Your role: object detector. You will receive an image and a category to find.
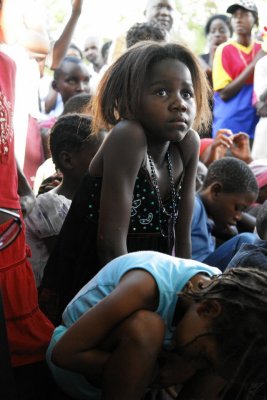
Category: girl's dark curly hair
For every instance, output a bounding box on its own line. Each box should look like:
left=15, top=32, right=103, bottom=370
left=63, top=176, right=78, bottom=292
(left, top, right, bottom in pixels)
left=49, top=113, right=92, bottom=170
left=183, top=267, right=267, bottom=398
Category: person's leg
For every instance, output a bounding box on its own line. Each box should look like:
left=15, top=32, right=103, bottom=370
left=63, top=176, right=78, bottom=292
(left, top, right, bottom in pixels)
left=203, top=233, right=259, bottom=271
left=102, top=310, right=165, bottom=400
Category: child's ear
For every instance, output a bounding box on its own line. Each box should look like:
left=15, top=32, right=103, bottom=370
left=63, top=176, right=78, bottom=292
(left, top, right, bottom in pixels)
left=210, top=182, right=223, bottom=198
left=51, top=80, right=59, bottom=92
left=196, top=300, right=222, bottom=319
left=58, top=150, right=73, bottom=170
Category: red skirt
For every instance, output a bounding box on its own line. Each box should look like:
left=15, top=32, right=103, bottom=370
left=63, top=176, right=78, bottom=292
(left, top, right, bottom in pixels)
left=0, top=216, right=54, bottom=367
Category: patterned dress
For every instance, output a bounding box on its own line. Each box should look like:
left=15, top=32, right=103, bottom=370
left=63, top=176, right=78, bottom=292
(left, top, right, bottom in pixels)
left=39, top=149, right=185, bottom=325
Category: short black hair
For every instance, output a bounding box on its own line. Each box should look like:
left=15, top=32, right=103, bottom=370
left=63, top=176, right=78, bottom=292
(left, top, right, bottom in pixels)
left=204, top=14, right=233, bottom=36
left=63, top=93, right=92, bottom=115
left=202, top=157, right=259, bottom=196
left=50, top=113, right=92, bottom=170
left=126, top=22, right=166, bottom=48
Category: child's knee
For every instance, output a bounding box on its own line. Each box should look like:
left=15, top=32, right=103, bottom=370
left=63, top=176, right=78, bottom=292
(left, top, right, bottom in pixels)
left=120, top=310, right=165, bottom=350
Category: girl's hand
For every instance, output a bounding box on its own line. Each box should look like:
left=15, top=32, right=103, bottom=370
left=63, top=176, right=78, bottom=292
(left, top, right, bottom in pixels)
left=231, top=132, right=253, bottom=164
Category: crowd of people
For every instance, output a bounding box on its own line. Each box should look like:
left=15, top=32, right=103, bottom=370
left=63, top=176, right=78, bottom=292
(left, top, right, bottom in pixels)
left=1, top=0, right=267, bottom=399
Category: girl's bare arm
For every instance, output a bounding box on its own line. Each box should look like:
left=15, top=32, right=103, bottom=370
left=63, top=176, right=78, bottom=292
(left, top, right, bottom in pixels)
left=174, top=130, right=200, bottom=259
left=94, top=120, right=148, bottom=267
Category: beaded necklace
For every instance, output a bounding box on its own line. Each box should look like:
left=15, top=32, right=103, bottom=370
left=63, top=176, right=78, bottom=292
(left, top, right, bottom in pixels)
left=147, top=150, right=178, bottom=238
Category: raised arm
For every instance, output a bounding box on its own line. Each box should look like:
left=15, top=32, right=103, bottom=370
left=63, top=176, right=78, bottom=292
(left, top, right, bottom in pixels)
left=90, top=121, right=147, bottom=267
left=50, top=0, right=83, bottom=70
left=174, top=130, right=200, bottom=259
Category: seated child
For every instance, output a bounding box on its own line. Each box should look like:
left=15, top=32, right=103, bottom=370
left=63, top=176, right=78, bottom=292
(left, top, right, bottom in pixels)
left=26, top=114, right=106, bottom=286
left=46, top=250, right=267, bottom=400
left=191, top=157, right=260, bottom=270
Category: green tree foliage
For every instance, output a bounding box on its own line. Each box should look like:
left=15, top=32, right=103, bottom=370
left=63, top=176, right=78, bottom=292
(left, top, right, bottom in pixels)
left=175, top=0, right=219, bottom=54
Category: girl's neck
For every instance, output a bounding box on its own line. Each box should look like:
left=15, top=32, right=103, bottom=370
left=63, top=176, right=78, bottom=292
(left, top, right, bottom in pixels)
left=147, top=141, right=170, bottom=165
left=236, top=33, right=252, bottom=47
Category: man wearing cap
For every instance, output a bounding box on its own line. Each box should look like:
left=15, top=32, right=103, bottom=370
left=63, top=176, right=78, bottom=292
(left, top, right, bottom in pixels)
left=212, top=0, right=266, bottom=142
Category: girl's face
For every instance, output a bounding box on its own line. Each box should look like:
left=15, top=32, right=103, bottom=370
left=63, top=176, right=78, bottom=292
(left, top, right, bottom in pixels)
left=231, top=8, right=256, bottom=35
left=172, top=299, right=220, bottom=373
left=139, top=58, right=196, bottom=144
left=208, top=18, right=231, bottom=48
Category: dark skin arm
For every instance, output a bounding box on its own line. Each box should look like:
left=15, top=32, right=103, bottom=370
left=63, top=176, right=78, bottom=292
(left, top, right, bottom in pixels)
left=50, top=0, right=83, bottom=70
left=174, top=129, right=200, bottom=259
left=89, top=120, right=148, bottom=267
left=52, top=269, right=159, bottom=382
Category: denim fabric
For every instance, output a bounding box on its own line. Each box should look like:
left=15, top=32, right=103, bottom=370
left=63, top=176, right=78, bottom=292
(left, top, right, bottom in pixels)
left=226, top=240, right=267, bottom=270
left=203, top=232, right=259, bottom=271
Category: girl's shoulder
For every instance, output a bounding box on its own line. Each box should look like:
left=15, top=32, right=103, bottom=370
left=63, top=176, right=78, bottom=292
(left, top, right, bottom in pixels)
left=111, top=119, right=146, bottom=139
left=102, top=120, right=148, bottom=152
left=90, top=120, right=148, bottom=175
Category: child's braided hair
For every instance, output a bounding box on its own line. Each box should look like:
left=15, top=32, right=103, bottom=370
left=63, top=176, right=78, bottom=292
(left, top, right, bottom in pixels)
left=183, top=267, right=267, bottom=398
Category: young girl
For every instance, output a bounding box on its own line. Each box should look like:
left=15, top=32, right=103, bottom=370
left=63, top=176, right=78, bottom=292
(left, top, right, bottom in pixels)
left=26, top=113, right=106, bottom=287
left=39, top=41, right=211, bottom=324
left=46, top=250, right=267, bottom=400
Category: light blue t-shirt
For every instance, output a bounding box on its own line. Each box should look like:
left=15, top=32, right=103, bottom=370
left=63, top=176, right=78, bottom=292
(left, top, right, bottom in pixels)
left=47, top=251, right=220, bottom=399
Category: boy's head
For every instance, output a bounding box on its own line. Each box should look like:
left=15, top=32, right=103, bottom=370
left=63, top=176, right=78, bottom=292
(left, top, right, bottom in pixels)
left=126, top=22, right=166, bottom=48
left=62, top=93, right=92, bottom=116
left=226, top=0, right=259, bottom=28
left=201, top=157, right=258, bottom=228
left=52, top=57, right=91, bottom=104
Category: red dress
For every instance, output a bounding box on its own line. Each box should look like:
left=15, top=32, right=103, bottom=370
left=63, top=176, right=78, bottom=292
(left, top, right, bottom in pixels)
left=0, top=51, right=54, bottom=367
